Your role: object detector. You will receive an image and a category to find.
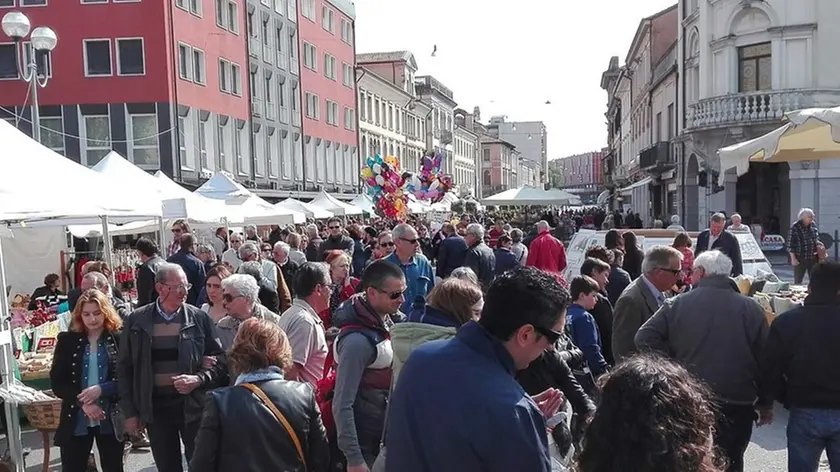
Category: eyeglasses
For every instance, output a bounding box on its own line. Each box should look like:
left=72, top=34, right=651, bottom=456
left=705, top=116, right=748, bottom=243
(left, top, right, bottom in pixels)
left=380, top=241, right=395, bottom=247
left=534, top=325, right=563, bottom=344
left=162, top=283, right=192, bottom=292
left=171, top=228, right=183, bottom=233
left=376, top=287, right=407, bottom=300
left=328, top=225, right=341, bottom=230
left=222, top=293, right=242, bottom=303
left=400, top=238, right=419, bottom=245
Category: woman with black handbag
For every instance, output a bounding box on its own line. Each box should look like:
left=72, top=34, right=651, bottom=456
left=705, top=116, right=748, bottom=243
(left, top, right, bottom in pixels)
left=50, top=288, right=126, bottom=472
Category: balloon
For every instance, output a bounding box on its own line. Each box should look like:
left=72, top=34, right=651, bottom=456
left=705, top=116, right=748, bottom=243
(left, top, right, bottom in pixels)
left=375, top=175, right=385, bottom=186
left=362, top=168, right=373, bottom=179
left=429, top=180, right=440, bottom=192
left=372, top=163, right=382, bottom=175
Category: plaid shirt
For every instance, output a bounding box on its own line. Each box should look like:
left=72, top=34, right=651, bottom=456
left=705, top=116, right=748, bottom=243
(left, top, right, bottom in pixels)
left=787, top=220, right=819, bottom=260
left=167, top=239, right=181, bottom=258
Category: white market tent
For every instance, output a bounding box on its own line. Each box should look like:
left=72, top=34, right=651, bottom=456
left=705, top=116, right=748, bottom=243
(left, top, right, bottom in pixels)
left=0, top=121, right=161, bottom=225
left=0, top=120, right=162, bottom=469
left=309, top=190, right=363, bottom=216
left=482, top=186, right=582, bottom=206
left=276, top=198, right=333, bottom=219
left=68, top=152, right=225, bottom=237
left=195, top=172, right=305, bottom=225
left=349, top=194, right=376, bottom=214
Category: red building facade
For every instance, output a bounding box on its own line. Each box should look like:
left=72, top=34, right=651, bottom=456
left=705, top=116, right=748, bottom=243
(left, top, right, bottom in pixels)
left=297, top=0, right=358, bottom=191
left=0, top=0, right=250, bottom=185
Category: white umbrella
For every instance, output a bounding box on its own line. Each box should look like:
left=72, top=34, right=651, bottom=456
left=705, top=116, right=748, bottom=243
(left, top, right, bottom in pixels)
left=482, top=186, right=581, bottom=206
left=195, top=172, right=304, bottom=225
left=309, top=191, right=363, bottom=216
left=718, top=106, right=840, bottom=185
left=275, top=198, right=333, bottom=219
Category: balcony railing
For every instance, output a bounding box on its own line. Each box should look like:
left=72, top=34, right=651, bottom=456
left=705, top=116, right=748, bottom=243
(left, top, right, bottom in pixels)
left=262, top=44, right=272, bottom=63
left=292, top=112, right=301, bottom=127
left=277, top=51, right=288, bottom=70
left=252, top=97, right=264, bottom=117
left=639, top=142, right=675, bottom=173
left=266, top=102, right=277, bottom=120
left=248, top=37, right=260, bottom=57
left=280, top=106, right=290, bottom=124
left=687, top=89, right=840, bottom=130
left=290, top=58, right=299, bottom=74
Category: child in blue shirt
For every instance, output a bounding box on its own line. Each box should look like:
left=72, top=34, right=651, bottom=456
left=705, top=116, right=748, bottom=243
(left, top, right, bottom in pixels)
left=566, top=276, right=610, bottom=388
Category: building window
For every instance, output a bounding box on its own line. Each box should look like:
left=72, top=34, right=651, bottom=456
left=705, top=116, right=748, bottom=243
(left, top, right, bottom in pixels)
left=215, top=0, right=225, bottom=28
left=0, top=44, right=17, bottom=79
left=342, top=62, right=353, bottom=87
left=343, top=107, right=355, bottom=130
left=301, top=0, right=314, bottom=20
left=340, top=18, right=352, bottom=45
left=324, top=53, right=336, bottom=80
left=83, top=39, right=112, bottom=77
left=738, top=42, right=771, bottom=92
left=230, top=63, right=241, bottom=95
left=227, top=0, right=238, bottom=33
left=326, top=100, right=338, bottom=126
left=483, top=148, right=490, bottom=162
left=192, top=48, right=206, bottom=84
left=21, top=0, right=46, bottom=5
left=304, top=92, right=319, bottom=120
left=264, top=72, right=273, bottom=104
left=235, top=126, right=245, bottom=173
left=116, top=38, right=145, bottom=75
left=82, top=114, right=111, bottom=166
left=303, top=42, right=317, bottom=71
left=178, top=43, right=192, bottom=79
left=176, top=0, right=186, bottom=10
left=288, top=31, right=296, bottom=59
left=278, top=80, right=286, bottom=107
left=274, top=0, right=284, bottom=15
left=359, top=94, right=366, bottom=120
left=292, top=83, right=299, bottom=111
left=23, top=42, right=52, bottom=78
left=178, top=114, right=188, bottom=167
left=321, top=6, right=334, bottom=33
left=198, top=115, right=208, bottom=169
left=188, top=0, right=201, bottom=16
left=129, top=114, right=160, bottom=167
left=40, top=116, right=64, bottom=153
left=219, top=59, right=230, bottom=92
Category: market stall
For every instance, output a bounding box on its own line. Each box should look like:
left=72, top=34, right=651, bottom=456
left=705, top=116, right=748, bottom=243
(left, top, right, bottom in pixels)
left=734, top=275, right=806, bottom=325
left=0, top=120, right=161, bottom=471
left=309, top=190, right=363, bottom=216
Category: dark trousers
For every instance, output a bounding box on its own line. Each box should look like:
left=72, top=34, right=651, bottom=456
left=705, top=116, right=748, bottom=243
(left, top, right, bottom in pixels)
left=147, top=404, right=200, bottom=472
left=714, top=404, right=756, bottom=472
left=794, top=259, right=817, bottom=284
left=60, top=427, right=125, bottom=472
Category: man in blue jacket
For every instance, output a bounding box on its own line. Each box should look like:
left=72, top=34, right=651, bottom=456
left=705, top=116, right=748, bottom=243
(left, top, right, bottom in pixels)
left=384, top=266, right=571, bottom=472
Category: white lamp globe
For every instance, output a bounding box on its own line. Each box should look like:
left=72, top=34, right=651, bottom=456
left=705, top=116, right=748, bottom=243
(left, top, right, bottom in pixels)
left=30, top=26, right=57, bottom=51
left=1, top=11, right=31, bottom=40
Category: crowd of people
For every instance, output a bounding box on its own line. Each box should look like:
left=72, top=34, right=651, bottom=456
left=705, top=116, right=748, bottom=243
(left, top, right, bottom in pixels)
left=40, top=208, right=840, bottom=472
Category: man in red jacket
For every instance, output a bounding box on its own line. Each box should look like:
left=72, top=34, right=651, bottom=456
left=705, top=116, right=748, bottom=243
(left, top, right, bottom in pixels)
left=527, top=220, right=568, bottom=277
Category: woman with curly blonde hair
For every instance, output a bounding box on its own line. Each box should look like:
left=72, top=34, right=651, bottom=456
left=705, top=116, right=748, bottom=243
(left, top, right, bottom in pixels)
left=190, top=318, right=329, bottom=471
left=51, top=289, right=125, bottom=472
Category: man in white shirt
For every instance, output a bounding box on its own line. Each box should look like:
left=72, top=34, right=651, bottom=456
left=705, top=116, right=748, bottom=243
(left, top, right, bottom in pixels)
left=221, top=233, right=244, bottom=271
left=277, top=262, right=331, bottom=385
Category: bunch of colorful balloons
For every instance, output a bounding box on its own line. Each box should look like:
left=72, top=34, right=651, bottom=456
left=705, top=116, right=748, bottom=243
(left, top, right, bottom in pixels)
left=406, top=153, right=453, bottom=204
left=361, top=154, right=408, bottom=218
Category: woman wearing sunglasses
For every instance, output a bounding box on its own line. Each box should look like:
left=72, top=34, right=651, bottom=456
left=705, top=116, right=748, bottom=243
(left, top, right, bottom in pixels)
left=215, top=274, right=282, bottom=351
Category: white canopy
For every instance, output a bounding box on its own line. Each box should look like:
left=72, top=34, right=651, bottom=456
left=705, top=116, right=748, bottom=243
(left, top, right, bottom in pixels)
left=196, top=172, right=304, bottom=225
left=0, top=120, right=161, bottom=224
left=276, top=198, right=333, bottom=219
left=309, top=191, right=363, bottom=216
left=349, top=195, right=376, bottom=214
left=482, top=186, right=582, bottom=206
left=718, top=106, right=840, bottom=185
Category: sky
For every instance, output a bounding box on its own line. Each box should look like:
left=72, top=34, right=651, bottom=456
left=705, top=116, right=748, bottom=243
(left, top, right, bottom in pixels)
left=353, top=0, right=677, bottom=160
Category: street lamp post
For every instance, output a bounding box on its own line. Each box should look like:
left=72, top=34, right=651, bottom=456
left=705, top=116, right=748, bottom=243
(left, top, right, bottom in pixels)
left=1, top=11, right=57, bottom=143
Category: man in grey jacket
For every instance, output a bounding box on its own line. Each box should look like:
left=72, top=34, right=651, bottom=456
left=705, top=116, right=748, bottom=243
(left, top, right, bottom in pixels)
left=635, top=250, right=772, bottom=472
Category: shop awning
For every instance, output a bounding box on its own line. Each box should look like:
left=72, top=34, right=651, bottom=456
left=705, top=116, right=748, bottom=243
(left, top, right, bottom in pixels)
left=617, top=177, right=653, bottom=193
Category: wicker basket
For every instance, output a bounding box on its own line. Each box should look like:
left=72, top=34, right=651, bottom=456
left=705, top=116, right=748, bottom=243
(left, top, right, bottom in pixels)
left=22, top=391, right=61, bottom=431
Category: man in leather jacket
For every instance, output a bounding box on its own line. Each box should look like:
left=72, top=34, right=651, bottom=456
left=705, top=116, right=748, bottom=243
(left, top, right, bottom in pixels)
left=117, top=263, right=227, bottom=472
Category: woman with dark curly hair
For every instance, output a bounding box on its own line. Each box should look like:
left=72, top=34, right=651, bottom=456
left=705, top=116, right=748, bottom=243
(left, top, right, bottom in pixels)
left=578, top=353, right=723, bottom=472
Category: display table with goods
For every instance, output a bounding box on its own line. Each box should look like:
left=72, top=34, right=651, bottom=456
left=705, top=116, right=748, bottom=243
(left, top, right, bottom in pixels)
left=734, top=274, right=806, bottom=325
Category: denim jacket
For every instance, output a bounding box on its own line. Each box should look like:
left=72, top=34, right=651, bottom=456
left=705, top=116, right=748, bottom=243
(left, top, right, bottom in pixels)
left=74, top=341, right=118, bottom=436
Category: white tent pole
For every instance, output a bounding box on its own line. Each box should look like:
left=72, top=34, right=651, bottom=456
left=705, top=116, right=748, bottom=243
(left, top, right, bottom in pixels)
left=100, top=216, right=115, bottom=285
left=0, top=236, right=24, bottom=472
left=158, top=217, right=167, bottom=251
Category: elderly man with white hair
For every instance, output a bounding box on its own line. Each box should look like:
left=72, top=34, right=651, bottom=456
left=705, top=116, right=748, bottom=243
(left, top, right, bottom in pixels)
left=526, top=220, right=568, bottom=277
left=215, top=274, right=281, bottom=350
left=635, top=249, right=771, bottom=472
left=272, top=241, right=300, bottom=298
left=462, top=223, right=495, bottom=289
left=239, top=241, right=292, bottom=311
left=788, top=207, right=824, bottom=284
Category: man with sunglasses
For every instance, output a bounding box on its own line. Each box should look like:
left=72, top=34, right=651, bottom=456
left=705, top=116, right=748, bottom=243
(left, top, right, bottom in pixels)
left=611, top=245, right=683, bottom=363
left=384, top=266, right=570, bottom=472
left=319, top=217, right=355, bottom=261
left=332, top=260, right=405, bottom=472
left=385, top=224, right=435, bottom=314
